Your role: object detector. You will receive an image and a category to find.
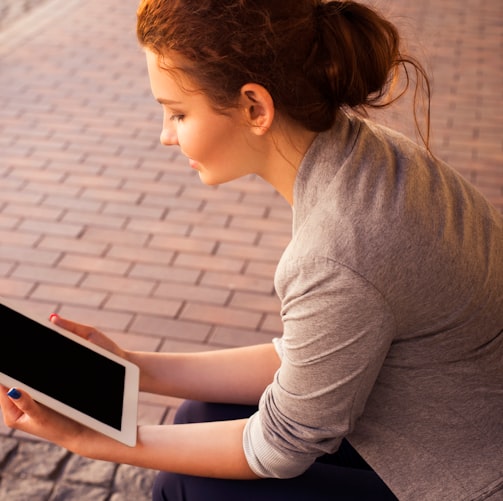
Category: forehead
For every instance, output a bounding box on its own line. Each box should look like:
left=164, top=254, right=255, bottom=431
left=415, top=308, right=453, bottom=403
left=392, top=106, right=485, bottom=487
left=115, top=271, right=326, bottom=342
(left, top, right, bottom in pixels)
left=145, top=49, right=197, bottom=100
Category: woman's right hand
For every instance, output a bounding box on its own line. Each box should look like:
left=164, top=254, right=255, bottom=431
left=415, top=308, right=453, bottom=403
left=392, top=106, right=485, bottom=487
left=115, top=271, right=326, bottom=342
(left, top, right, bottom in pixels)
left=50, top=314, right=127, bottom=360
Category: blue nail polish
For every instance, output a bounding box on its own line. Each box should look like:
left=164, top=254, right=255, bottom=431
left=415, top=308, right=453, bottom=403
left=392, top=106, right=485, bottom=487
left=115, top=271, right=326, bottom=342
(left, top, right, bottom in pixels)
left=7, top=388, right=21, bottom=400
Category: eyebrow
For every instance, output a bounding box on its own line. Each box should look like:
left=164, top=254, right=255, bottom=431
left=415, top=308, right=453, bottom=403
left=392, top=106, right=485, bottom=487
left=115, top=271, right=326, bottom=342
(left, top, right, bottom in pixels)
left=157, top=98, right=182, bottom=105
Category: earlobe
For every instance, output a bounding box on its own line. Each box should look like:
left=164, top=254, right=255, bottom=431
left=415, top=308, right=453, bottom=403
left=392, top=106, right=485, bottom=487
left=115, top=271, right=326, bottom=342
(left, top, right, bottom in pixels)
left=240, top=84, right=274, bottom=135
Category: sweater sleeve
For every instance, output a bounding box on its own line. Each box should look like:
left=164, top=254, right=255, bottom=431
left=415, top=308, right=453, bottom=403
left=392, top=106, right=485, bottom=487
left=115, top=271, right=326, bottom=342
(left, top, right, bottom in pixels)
left=243, top=257, right=396, bottom=478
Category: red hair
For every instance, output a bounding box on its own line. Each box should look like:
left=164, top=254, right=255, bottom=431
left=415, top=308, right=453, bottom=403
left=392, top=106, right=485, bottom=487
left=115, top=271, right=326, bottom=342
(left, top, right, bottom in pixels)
left=137, top=0, right=430, bottom=143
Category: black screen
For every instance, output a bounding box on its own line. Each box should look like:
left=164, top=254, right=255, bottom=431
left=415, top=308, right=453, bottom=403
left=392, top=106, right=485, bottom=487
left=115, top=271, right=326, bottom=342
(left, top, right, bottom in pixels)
left=0, top=304, right=125, bottom=430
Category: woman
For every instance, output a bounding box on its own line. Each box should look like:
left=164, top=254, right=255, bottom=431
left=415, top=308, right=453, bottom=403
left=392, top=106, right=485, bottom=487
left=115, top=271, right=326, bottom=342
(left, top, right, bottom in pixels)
left=1, top=1, right=502, bottom=500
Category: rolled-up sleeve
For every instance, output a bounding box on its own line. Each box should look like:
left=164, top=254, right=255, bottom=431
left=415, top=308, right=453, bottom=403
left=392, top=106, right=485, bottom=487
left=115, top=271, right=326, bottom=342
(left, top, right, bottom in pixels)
left=243, top=257, right=396, bottom=478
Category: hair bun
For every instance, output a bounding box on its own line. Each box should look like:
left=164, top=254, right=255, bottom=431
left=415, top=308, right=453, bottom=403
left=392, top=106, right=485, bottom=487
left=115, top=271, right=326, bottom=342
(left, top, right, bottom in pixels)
left=310, top=1, right=401, bottom=108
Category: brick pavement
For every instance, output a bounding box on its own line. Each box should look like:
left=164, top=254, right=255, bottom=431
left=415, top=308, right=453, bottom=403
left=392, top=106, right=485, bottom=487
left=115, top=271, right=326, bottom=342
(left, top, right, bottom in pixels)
left=0, top=0, right=50, bottom=32
left=0, top=0, right=501, bottom=499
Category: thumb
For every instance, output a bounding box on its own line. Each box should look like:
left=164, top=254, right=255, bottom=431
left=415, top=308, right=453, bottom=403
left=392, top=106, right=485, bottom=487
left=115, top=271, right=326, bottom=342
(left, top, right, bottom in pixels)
left=7, top=387, right=22, bottom=400
left=6, top=387, right=40, bottom=420
left=0, top=387, right=27, bottom=427
left=3, top=387, right=82, bottom=445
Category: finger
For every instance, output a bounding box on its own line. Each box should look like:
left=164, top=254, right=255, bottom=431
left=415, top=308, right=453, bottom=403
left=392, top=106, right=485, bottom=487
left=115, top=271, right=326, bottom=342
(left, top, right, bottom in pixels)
left=0, top=385, right=21, bottom=420
left=49, top=314, right=97, bottom=341
left=7, top=387, right=22, bottom=399
left=2, top=387, right=82, bottom=446
left=6, top=387, right=40, bottom=417
left=5, top=387, right=52, bottom=427
left=0, top=387, right=31, bottom=427
left=49, top=314, right=124, bottom=356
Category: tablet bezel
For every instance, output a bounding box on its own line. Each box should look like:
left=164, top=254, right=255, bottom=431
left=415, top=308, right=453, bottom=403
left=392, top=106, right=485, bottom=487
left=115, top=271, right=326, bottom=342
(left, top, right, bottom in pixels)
left=0, top=298, right=139, bottom=447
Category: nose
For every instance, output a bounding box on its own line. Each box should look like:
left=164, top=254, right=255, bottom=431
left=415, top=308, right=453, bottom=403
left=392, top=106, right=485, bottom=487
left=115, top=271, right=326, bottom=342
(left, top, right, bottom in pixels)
left=160, top=126, right=178, bottom=146
left=160, top=112, right=179, bottom=146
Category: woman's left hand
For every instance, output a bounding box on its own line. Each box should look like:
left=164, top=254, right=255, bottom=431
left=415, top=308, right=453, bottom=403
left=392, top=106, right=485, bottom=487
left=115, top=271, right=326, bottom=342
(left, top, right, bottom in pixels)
left=0, top=385, right=85, bottom=450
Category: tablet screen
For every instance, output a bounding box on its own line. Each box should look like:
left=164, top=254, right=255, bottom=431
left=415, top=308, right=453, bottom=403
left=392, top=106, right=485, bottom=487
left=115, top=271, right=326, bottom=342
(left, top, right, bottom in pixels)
left=1, top=304, right=125, bottom=430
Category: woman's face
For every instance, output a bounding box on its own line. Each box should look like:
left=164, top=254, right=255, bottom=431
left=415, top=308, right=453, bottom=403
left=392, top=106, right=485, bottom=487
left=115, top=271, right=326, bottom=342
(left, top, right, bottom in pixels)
left=146, top=49, right=257, bottom=185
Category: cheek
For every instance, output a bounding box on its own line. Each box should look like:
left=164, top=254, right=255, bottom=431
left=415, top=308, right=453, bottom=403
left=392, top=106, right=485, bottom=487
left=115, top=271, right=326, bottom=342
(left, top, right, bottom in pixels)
left=182, top=120, right=232, bottom=161
left=178, top=124, right=208, bottom=159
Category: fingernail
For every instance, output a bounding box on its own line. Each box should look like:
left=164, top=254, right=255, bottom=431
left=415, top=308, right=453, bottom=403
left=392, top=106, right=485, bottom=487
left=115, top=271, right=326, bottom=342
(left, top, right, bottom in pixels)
left=7, top=388, right=21, bottom=400
left=49, top=313, right=58, bottom=322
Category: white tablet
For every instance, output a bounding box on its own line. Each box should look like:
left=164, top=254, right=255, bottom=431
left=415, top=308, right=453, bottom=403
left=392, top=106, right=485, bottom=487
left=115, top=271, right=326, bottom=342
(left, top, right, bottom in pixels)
left=0, top=298, right=139, bottom=447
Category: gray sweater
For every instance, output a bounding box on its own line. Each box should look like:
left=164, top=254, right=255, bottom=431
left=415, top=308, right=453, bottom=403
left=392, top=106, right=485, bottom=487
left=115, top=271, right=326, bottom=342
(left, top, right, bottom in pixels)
left=243, top=111, right=503, bottom=500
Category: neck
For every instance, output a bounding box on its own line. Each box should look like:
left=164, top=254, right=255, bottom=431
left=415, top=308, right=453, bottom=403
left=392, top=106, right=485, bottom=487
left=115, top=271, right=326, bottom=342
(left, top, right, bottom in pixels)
left=257, top=122, right=317, bottom=206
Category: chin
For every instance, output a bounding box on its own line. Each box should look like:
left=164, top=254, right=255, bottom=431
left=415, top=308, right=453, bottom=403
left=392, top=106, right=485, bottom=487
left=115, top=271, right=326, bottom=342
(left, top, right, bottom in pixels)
left=197, top=171, right=235, bottom=186
left=197, top=172, right=220, bottom=186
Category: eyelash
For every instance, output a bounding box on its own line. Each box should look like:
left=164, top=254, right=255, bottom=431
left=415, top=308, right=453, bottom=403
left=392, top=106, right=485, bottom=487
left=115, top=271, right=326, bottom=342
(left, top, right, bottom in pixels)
left=170, top=114, right=184, bottom=122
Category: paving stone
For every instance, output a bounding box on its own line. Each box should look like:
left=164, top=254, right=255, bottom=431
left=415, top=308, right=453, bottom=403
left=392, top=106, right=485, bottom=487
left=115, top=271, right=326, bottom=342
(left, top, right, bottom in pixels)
left=0, top=474, right=54, bottom=501
left=210, top=326, right=276, bottom=348
left=129, top=263, right=200, bottom=284
left=200, top=270, right=275, bottom=294
left=180, top=302, right=262, bottom=330
left=153, top=281, right=231, bottom=306
left=0, top=278, right=34, bottom=298
left=130, top=316, right=211, bottom=343
left=0, top=245, right=60, bottom=267
left=5, top=441, right=68, bottom=478
left=229, top=291, right=282, bottom=314
left=12, top=264, right=84, bottom=287
left=0, top=437, right=18, bottom=465
left=31, top=284, right=108, bottom=308
left=112, top=463, right=157, bottom=500
left=50, top=481, right=109, bottom=501
left=62, top=454, right=117, bottom=486
left=0, top=0, right=49, bottom=31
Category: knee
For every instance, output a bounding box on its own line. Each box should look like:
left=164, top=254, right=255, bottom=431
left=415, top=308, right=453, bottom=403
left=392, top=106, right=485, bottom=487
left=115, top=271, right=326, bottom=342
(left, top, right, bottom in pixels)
left=173, top=400, right=208, bottom=425
left=174, top=400, right=258, bottom=425
left=152, top=471, right=183, bottom=501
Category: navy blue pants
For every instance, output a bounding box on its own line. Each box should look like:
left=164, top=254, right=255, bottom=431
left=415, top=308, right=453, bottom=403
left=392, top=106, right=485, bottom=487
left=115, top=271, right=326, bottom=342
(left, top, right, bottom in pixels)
left=152, top=401, right=398, bottom=501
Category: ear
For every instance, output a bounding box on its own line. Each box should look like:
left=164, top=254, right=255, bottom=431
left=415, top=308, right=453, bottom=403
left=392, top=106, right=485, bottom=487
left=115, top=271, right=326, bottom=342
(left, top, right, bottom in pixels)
left=240, top=83, right=274, bottom=135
